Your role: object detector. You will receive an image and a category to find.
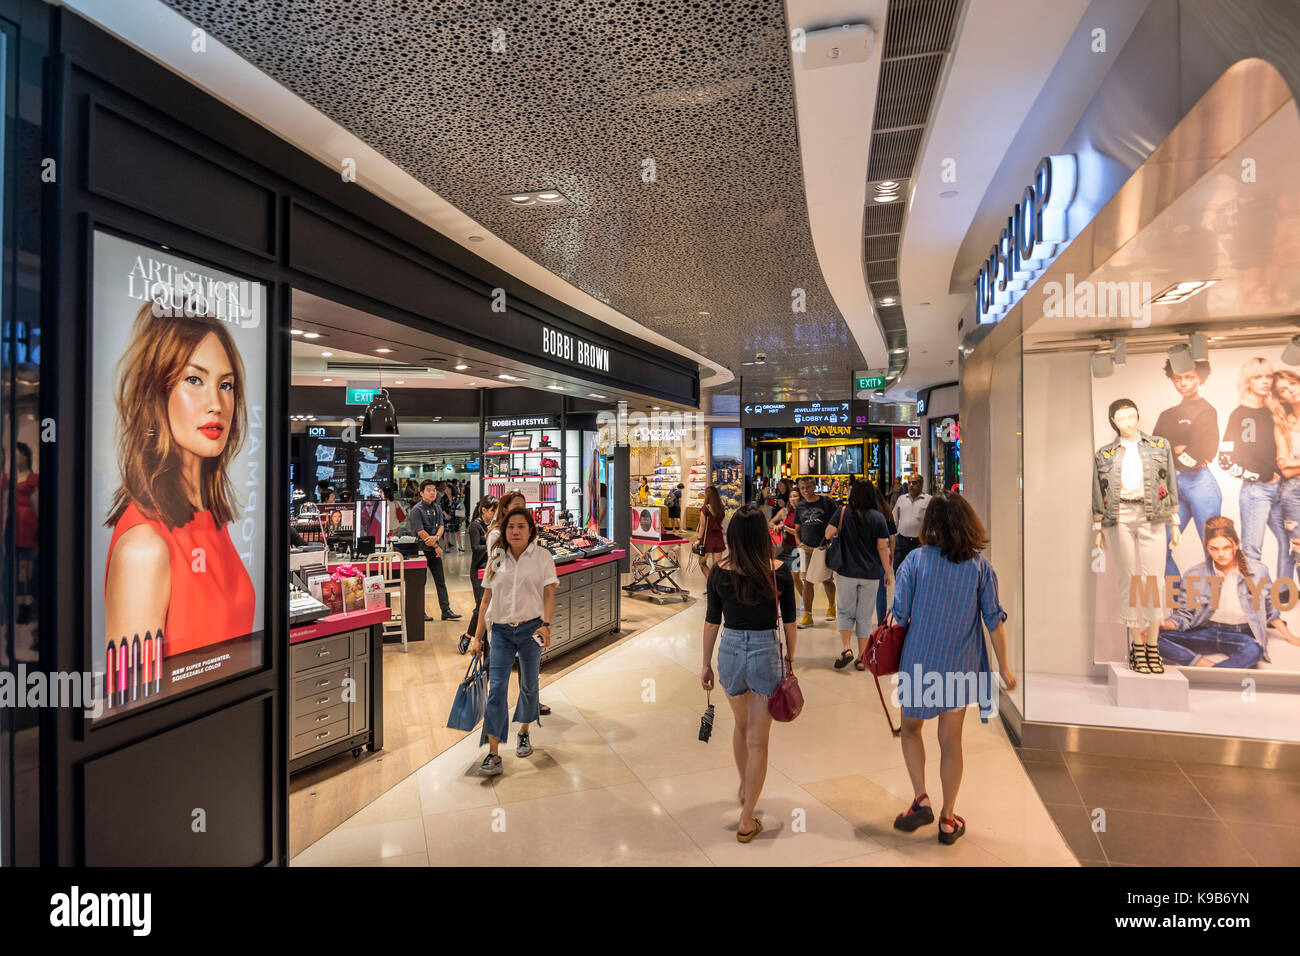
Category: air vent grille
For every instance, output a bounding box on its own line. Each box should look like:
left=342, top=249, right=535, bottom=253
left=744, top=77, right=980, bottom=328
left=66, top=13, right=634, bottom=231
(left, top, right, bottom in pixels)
left=871, top=280, right=900, bottom=300
left=882, top=0, right=963, bottom=57
left=866, top=235, right=899, bottom=262
left=867, top=128, right=925, bottom=182
left=865, top=200, right=905, bottom=236
left=873, top=54, right=945, bottom=130
left=324, top=362, right=437, bottom=375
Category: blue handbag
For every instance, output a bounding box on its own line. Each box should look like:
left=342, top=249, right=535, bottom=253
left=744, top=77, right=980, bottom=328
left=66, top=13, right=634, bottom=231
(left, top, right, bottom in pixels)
left=445, top=655, right=487, bottom=731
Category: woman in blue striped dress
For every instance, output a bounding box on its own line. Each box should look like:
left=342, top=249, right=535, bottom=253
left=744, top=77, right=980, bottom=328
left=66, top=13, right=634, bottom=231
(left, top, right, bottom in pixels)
left=890, top=492, right=1016, bottom=845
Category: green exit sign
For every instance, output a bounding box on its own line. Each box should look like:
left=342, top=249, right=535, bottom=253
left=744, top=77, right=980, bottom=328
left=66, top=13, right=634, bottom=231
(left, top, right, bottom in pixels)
left=856, top=376, right=885, bottom=390
left=345, top=387, right=381, bottom=405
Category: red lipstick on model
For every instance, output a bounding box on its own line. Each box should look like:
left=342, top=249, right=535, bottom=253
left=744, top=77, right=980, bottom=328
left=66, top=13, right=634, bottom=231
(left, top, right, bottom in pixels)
left=198, top=421, right=224, bottom=440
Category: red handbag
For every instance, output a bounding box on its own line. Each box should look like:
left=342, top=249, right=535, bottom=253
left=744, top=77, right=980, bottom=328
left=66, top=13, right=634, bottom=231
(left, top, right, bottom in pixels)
left=865, top=610, right=907, bottom=735
left=767, top=568, right=803, bottom=722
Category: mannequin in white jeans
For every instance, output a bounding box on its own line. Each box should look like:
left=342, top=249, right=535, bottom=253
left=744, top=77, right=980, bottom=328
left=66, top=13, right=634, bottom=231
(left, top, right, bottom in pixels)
left=1095, top=403, right=1179, bottom=673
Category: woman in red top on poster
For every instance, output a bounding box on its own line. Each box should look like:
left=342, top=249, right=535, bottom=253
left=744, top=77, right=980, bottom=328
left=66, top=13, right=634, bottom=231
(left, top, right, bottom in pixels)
left=104, top=300, right=256, bottom=659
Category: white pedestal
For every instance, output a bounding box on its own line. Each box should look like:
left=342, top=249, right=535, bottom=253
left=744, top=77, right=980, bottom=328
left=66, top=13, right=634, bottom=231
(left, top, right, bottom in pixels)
left=1106, top=662, right=1189, bottom=711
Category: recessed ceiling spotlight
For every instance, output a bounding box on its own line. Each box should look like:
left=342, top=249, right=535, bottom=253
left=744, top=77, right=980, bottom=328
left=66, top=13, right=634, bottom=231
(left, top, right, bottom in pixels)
left=302, top=332, right=321, bottom=339
left=652, top=406, right=660, bottom=410
left=454, top=363, right=470, bottom=370
left=510, top=195, right=532, bottom=204
left=394, top=380, right=405, bottom=385
left=503, top=189, right=569, bottom=207
left=874, top=181, right=899, bottom=191
left=588, top=393, right=607, bottom=399
left=291, top=329, right=304, bottom=335
left=498, top=373, right=524, bottom=381
left=698, top=311, right=710, bottom=316
left=321, top=351, right=333, bottom=357
left=873, top=194, right=898, bottom=203
left=323, top=378, right=333, bottom=382
left=375, top=348, right=393, bottom=353
left=940, top=190, right=958, bottom=198
left=890, top=348, right=907, bottom=354
left=466, top=381, right=476, bottom=386
left=1150, top=279, right=1218, bottom=305
left=547, top=384, right=567, bottom=390
left=919, top=301, right=931, bottom=306
left=537, top=191, right=562, bottom=200
left=880, top=297, right=897, bottom=305
left=468, top=235, right=485, bottom=242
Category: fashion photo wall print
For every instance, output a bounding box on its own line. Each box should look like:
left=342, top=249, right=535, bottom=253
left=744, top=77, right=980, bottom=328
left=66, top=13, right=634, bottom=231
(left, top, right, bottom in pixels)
left=90, top=231, right=268, bottom=721
left=1092, top=343, right=1300, bottom=674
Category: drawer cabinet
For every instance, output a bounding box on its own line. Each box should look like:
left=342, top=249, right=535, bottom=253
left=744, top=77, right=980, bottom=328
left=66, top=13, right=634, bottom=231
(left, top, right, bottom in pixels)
left=542, top=557, right=622, bottom=664
left=289, top=621, right=382, bottom=772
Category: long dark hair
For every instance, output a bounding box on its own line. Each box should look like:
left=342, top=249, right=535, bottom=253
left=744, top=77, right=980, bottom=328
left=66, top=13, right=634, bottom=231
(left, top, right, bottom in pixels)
left=722, top=504, right=777, bottom=605
left=847, top=479, right=876, bottom=517
left=704, top=485, right=724, bottom=519
left=774, top=477, right=793, bottom=504
left=920, top=491, right=988, bottom=562
left=472, top=495, right=498, bottom=524
left=1203, top=516, right=1250, bottom=577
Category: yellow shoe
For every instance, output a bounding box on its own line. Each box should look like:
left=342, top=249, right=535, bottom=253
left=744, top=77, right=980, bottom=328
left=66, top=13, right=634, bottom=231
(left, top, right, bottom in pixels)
left=798, top=612, right=813, bottom=629
left=825, top=602, right=837, bottom=619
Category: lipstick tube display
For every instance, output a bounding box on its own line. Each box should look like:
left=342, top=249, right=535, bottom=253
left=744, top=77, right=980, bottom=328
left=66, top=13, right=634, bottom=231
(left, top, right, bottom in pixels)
left=154, top=628, right=163, bottom=694
left=142, top=631, right=152, bottom=698
left=130, top=634, right=140, bottom=702
left=117, top=637, right=127, bottom=707
left=106, top=639, right=117, bottom=709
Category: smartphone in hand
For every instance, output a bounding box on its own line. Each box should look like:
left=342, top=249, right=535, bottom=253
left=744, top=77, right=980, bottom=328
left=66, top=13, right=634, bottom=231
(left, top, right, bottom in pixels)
left=533, top=633, right=545, bottom=646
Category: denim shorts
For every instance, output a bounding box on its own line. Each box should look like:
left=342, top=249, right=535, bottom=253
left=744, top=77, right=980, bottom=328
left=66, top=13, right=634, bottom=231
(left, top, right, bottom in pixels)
left=717, top=626, right=783, bottom=697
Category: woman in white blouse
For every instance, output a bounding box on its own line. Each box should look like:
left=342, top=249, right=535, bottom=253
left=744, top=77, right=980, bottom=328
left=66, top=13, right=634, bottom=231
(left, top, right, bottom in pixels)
left=469, top=506, right=558, bottom=775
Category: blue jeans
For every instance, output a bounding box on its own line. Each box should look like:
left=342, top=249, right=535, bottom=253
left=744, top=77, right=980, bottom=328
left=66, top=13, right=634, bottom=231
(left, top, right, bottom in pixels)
left=1158, top=624, right=1264, bottom=669
left=1239, top=480, right=1291, bottom=581
left=1279, top=477, right=1300, bottom=578
left=1165, top=466, right=1222, bottom=578
left=716, top=626, right=783, bottom=697
left=480, top=618, right=543, bottom=745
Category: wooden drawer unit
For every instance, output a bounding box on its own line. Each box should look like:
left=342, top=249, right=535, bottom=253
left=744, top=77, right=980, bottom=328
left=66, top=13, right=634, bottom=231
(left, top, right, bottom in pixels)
left=294, top=663, right=353, bottom=701
left=289, top=623, right=377, bottom=765
left=293, top=701, right=349, bottom=737
left=292, top=631, right=356, bottom=674
left=293, top=721, right=349, bottom=755
left=593, top=561, right=615, bottom=584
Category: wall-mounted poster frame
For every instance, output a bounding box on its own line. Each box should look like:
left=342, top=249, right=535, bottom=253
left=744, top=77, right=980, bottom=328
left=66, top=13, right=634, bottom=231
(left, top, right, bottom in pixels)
left=85, top=227, right=270, bottom=728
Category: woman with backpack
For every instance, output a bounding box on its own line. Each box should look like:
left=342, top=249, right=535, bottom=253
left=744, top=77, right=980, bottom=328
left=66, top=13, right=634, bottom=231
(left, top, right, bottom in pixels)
left=823, top=481, right=893, bottom=669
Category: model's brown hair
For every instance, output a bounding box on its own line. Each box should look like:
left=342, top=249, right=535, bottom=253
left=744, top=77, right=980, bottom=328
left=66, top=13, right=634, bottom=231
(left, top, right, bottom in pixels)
left=920, top=490, right=988, bottom=563
left=1272, top=370, right=1300, bottom=422
left=703, top=485, right=724, bottom=519
left=721, top=504, right=777, bottom=605
left=1203, top=516, right=1250, bottom=577
left=106, top=300, right=247, bottom=530
left=486, top=505, right=537, bottom=581
left=491, top=491, right=526, bottom=536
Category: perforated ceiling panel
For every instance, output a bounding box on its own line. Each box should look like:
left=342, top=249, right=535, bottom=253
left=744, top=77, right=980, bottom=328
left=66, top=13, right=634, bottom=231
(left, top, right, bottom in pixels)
left=162, top=0, right=866, bottom=403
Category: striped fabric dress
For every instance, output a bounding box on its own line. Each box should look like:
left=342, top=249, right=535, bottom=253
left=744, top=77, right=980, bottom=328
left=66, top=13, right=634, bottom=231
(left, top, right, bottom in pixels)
left=891, top=546, right=1006, bottom=721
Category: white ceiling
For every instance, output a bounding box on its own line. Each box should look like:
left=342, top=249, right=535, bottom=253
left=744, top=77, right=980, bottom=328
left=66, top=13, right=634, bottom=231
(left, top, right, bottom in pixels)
left=893, top=0, right=1113, bottom=394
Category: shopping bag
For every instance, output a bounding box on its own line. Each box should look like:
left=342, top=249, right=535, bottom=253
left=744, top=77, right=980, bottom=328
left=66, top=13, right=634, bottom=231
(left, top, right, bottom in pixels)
left=804, top=546, right=831, bottom=585
left=445, top=656, right=487, bottom=731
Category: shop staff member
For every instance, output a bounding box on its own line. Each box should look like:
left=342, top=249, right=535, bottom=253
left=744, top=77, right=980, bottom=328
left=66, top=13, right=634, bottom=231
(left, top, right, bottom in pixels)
left=893, top=473, right=931, bottom=571
left=411, top=479, right=461, bottom=622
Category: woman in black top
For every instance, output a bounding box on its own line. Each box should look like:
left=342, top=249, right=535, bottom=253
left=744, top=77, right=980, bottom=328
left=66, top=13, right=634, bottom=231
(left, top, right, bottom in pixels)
left=1221, top=357, right=1288, bottom=577
left=458, top=496, right=498, bottom=655
left=701, top=504, right=798, bottom=844
left=824, top=481, right=894, bottom=670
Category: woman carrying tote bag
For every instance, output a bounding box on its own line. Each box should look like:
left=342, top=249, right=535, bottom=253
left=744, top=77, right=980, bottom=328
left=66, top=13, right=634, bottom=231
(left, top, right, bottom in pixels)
left=700, top=505, right=798, bottom=844
left=823, top=481, right=893, bottom=670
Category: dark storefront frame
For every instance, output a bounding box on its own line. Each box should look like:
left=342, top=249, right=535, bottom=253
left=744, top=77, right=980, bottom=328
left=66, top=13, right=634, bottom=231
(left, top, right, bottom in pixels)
left=27, top=6, right=698, bottom=865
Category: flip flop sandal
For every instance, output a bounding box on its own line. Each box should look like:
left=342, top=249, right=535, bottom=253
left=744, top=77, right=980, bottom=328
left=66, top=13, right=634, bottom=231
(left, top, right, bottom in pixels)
left=737, top=818, right=764, bottom=843
left=855, top=656, right=868, bottom=671
left=938, top=815, right=966, bottom=845
left=834, top=649, right=855, bottom=669
left=893, top=795, right=935, bottom=832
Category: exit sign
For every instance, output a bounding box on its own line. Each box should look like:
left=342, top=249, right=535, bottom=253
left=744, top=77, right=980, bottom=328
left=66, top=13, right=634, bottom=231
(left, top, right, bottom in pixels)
left=856, top=375, right=885, bottom=390
left=346, top=387, right=381, bottom=405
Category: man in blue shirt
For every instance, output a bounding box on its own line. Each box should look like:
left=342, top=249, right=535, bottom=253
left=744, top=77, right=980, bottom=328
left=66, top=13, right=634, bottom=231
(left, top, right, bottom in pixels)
left=411, top=479, right=461, bottom=622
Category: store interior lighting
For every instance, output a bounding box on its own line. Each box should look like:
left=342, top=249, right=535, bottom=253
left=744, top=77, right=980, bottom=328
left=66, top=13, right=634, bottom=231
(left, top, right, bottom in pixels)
left=1109, top=338, right=1126, bottom=365
left=1090, top=352, right=1114, bottom=378
left=1149, top=279, right=1217, bottom=305
left=1166, top=343, right=1194, bottom=374
left=1282, top=334, right=1300, bottom=366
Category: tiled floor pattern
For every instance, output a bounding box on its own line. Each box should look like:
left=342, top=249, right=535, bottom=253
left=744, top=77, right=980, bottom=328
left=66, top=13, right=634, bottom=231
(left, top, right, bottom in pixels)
left=293, top=570, right=1077, bottom=867
left=1016, top=748, right=1300, bottom=866
left=288, top=549, right=687, bottom=853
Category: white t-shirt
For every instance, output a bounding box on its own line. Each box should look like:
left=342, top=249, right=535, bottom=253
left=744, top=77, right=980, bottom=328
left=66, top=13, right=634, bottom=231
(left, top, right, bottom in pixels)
left=1119, top=439, right=1142, bottom=497
left=1212, top=568, right=1249, bottom=625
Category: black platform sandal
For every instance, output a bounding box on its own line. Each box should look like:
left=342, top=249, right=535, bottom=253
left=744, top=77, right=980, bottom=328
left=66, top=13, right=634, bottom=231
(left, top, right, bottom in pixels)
left=893, top=794, right=935, bottom=832
left=834, top=649, right=854, bottom=669
left=1129, top=639, right=1152, bottom=674
left=938, top=814, right=966, bottom=845
left=1145, top=643, right=1164, bottom=674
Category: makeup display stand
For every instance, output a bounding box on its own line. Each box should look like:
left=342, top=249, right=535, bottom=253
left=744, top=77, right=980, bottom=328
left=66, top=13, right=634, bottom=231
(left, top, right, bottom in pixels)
left=288, top=607, right=388, bottom=773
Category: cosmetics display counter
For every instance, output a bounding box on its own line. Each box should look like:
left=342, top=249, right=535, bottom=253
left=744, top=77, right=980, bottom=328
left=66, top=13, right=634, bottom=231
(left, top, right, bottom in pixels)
left=542, top=549, right=626, bottom=663
left=289, top=607, right=388, bottom=773
left=326, top=555, right=427, bottom=644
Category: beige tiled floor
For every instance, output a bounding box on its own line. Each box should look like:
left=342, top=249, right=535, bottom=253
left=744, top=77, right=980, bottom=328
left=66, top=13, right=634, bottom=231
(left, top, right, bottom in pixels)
left=292, top=578, right=1076, bottom=867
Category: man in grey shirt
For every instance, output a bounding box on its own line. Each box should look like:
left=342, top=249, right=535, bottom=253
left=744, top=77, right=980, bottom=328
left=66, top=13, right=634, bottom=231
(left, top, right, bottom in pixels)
left=410, top=479, right=460, bottom=621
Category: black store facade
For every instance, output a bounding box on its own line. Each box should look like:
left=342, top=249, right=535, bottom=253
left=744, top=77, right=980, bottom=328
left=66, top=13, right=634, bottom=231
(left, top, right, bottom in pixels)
left=0, top=3, right=698, bottom=866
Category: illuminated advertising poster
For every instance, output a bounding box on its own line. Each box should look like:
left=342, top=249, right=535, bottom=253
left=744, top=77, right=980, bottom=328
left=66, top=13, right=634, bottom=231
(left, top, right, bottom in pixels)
left=711, top=428, right=743, bottom=513
left=1091, top=344, right=1300, bottom=673
left=90, top=232, right=267, bottom=721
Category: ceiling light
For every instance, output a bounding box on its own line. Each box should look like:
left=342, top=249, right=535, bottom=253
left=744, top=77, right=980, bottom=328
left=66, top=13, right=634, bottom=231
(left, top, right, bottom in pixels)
left=503, top=189, right=569, bottom=207
left=320, top=351, right=333, bottom=357
left=468, top=235, right=485, bottom=242
left=940, top=190, right=958, bottom=198
left=510, top=195, right=533, bottom=204
left=879, top=297, right=897, bottom=305
left=454, top=363, right=470, bottom=370
left=588, top=393, right=607, bottom=399
left=361, top=388, right=399, bottom=437
left=1091, top=353, right=1114, bottom=378
left=375, top=348, right=393, bottom=354
left=873, top=194, right=897, bottom=203
left=537, top=191, right=561, bottom=200
left=394, top=380, right=405, bottom=385
left=466, top=382, right=476, bottom=386
left=698, top=311, right=710, bottom=316
left=889, top=348, right=907, bottom=354
left=1150, top=279, right=1218, bottom=305
left=498, top=373, right=524, bottom=381
left=323, top=378, right=333, bottom=382
left=291, top=329, right=304, bottom=336
left=652, top=406, right=660, bottom=410
left=547, top=384, right=567, bottom=390
left=302, top=332, right=321, bottom=339
left=874, top=181, right=899, bottom=191
left=1167, top=344, right=1194, bottom=374
left=1283, top=335, right=1300, bottom=366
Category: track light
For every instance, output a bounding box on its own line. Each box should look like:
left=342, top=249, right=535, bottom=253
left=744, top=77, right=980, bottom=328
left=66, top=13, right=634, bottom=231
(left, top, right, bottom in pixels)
left=1109, top=339, right=1126, bottom=366
left=1091, top=352, right=1114, bottom=378
left=1189, top=333, right=1207, bottom=361
left=1167, top=344, right=1194, bottom=375
left=1283, top=335, right=1300, bottom=366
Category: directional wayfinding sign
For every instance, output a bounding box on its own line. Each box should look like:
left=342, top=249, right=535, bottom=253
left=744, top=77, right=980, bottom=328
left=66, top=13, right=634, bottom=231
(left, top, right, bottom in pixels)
left=741, top=400, right=851, bottom=428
